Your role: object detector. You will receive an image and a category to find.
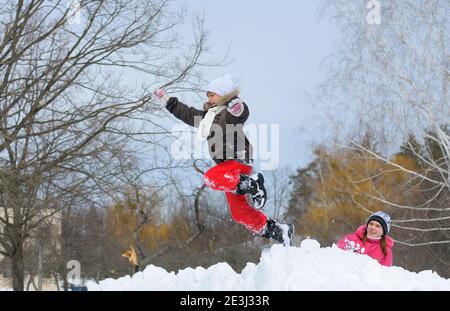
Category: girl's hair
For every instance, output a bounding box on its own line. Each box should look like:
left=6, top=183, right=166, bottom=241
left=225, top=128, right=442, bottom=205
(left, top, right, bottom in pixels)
left=363, top=228, right=388, bottom=257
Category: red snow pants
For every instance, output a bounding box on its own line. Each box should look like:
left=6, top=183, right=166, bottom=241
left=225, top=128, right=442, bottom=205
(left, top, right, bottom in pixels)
left=203, top=160, right=267, bottom=233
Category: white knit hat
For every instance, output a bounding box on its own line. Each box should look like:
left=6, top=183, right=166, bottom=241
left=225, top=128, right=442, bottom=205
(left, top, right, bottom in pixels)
left=206, top=74, right=235, bottom=96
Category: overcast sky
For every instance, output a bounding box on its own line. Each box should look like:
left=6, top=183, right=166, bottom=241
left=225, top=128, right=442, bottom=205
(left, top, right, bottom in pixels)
left=177, top=0, right=340, bottom=171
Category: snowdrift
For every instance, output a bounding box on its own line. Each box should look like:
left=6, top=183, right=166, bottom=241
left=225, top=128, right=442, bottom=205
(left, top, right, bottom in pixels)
left=87, top=239, right=450, bottom=291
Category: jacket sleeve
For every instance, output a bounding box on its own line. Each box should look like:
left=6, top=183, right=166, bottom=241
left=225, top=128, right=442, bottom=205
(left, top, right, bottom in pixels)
left=165, top=97, right=205, bottom=128
left=336, top=235, right=350, bottom=250
left=380, top=248, right=393, bottom=267
left=226, top=101, right=249, bottom=125
left=336, top=234, right=362, bottom=252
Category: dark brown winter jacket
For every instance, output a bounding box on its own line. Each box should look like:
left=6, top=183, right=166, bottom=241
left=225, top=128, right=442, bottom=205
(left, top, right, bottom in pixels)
left=165, top=89, right=253, bottom=164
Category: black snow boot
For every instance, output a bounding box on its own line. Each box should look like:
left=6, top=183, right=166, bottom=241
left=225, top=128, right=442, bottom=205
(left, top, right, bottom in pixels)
left=235, top=173, right=267, bottom=209
left=262, top=219, right=294, bottom=246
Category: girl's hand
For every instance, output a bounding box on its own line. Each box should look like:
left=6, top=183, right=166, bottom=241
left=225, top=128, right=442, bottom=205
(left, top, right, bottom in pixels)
left=153, top=88, right=170, bottom=106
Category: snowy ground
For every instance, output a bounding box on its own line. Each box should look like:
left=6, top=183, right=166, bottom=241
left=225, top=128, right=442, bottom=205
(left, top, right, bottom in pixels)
left=87, top=239, right=450, bottom=291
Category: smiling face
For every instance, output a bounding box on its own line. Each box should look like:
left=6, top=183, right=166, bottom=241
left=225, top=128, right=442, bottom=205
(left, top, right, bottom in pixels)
left=366, top=220, right=384, bottom=239
left=207, top=91, right=223, bottom=105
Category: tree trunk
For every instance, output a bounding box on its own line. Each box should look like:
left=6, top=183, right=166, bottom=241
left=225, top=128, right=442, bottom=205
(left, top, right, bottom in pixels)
left=12, top=242, right=25, bottom=291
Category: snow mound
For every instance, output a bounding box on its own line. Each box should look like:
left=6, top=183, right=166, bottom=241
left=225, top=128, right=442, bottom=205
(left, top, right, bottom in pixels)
left=87, top=239, right=450, bottom=291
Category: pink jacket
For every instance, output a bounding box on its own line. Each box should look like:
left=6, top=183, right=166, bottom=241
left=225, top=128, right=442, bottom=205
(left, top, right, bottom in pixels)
left=337, top=225, right=394, bottom=266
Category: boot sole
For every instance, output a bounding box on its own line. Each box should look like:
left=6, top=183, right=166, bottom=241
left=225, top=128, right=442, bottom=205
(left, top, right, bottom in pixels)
left=255, top=173, right=267, bottom=209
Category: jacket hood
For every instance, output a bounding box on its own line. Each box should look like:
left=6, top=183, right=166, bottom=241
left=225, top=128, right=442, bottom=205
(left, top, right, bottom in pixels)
left=355, top=225, right=394, bottom=248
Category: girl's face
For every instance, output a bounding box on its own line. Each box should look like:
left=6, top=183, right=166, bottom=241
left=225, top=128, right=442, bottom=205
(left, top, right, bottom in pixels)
left=367, top=221, right=384, bottom=239
left=207, top=92, right=223, bottom=105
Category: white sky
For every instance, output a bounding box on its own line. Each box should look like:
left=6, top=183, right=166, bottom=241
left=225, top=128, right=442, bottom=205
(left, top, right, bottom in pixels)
left=179, top=0, right=341, bottom=170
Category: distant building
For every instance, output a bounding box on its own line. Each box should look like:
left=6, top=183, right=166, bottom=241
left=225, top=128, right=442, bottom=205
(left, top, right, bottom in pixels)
left=0, top=208, right=62, bottom=290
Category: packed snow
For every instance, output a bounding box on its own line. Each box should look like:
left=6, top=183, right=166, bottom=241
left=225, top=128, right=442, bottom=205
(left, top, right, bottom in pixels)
left=87, top=239, right=450, bottom=291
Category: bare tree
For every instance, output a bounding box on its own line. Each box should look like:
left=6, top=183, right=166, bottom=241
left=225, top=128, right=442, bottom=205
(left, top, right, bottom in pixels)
left=315, top=0, right=450, bottom=246
left=0, top=0, right=210, bottom=290
left=265, top=167, right=293, bottom=221
left=137, top=160, right=208, bottom=268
